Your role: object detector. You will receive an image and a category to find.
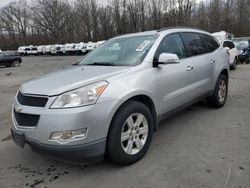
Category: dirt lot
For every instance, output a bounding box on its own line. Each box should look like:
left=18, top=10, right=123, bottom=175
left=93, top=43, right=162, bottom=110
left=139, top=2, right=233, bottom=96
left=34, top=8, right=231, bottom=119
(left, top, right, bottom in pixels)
left=0, top=56, right=250, bottom=188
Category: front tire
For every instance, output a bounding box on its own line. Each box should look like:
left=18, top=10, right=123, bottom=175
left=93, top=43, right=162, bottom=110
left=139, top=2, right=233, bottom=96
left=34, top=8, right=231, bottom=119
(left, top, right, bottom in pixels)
left=207, top=74, right=228, bottom=108
left=107, top=101, right=154, bottom=165
left=12, top=60, right=20, bottom=67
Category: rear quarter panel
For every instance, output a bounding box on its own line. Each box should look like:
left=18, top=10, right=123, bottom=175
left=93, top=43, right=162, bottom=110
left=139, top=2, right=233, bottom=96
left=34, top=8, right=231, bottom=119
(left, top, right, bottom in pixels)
left=212, top=47, right=229, bottom=89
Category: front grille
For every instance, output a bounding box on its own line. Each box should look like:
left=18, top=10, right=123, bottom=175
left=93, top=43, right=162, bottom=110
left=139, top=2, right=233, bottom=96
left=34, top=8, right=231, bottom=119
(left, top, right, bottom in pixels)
left=17, top=92, right=48, bottom=107
left=14, top=111, right=40, bottom=127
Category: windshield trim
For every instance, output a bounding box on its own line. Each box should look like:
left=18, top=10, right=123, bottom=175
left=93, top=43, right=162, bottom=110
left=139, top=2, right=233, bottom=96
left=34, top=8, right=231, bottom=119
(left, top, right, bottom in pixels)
left=78, top=34, right=158, bottom=67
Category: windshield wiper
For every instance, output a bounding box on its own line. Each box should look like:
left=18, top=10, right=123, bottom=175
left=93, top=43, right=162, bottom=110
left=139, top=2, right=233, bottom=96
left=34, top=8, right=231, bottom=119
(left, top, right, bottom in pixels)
left=85, top=62, right=115, bottom=66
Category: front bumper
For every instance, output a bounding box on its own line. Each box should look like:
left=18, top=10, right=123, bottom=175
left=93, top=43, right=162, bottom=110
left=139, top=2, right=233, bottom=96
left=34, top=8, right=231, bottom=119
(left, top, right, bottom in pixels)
left=12, top=128, right=105, bottom=164
left=12, top=92, right=122, bottom=163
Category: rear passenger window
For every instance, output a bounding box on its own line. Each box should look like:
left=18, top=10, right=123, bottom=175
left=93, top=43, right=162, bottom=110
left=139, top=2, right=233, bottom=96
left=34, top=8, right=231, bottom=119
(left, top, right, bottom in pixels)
left=154, top=33, right=186, bottom=60
left=180, top=33, right=207, bottom=57
left=200, top=34, right=219, bottom=52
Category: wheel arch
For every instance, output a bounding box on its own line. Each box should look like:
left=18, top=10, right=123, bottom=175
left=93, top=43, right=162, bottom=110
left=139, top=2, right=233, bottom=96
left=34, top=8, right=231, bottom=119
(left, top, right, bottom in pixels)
left=220, top=69, right=229, bottom=80
left=109, top=94, right=159, bottom=135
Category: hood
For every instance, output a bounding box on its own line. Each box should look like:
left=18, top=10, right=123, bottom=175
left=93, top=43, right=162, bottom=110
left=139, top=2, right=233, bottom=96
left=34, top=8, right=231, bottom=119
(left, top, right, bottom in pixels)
left=20, top=65, right=131, bottom=96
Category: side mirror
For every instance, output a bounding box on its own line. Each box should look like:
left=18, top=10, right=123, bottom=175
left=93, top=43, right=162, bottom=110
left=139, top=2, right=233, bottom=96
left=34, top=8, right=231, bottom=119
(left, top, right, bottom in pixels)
left=224, top=47, right=230, bottom=51
left=154, top=53, right=180, bottom=67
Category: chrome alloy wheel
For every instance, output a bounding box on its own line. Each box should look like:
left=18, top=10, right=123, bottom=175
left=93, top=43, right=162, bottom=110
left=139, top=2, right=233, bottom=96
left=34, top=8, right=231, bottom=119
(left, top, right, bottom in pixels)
left=218, top=80, right=227, bottom=103
left=121, top=113, right=148, bottom=155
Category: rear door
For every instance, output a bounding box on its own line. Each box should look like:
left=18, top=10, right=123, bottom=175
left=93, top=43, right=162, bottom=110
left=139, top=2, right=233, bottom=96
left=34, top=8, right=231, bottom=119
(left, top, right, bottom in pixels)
left=180, top=32, right=218, bottom=96
left=154, top=33, right=197, bottom=114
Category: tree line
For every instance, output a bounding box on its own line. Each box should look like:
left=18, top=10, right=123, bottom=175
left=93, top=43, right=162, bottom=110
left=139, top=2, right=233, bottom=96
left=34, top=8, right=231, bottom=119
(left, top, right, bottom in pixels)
left=0, top=0, right=249, bottom=50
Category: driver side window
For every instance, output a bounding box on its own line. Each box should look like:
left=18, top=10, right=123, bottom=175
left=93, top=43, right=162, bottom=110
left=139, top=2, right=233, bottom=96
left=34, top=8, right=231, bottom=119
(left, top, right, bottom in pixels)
left=154, top=33, right=186, bottom=61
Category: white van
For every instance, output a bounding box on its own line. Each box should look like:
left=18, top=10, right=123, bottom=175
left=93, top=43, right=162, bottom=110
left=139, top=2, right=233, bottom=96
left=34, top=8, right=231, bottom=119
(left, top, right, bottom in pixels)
left=65, top=43, right=76, bottom=55
left=86, top=42, right=97, bottom=52
left=18, top=46, right=27, bottom=56
left=51, top=44, right=64, bottom=55
left=37, top=45, right=45, bottom=55
left=96, top=40, right=106, bottom=48
left=75, top=42, right=87, bottom=55
left=45, top=45, right=52, bottom=55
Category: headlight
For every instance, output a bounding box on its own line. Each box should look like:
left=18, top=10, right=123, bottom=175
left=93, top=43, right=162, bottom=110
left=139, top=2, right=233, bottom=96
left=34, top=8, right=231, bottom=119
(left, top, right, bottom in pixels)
left=50, top=81, right=108, bottom=108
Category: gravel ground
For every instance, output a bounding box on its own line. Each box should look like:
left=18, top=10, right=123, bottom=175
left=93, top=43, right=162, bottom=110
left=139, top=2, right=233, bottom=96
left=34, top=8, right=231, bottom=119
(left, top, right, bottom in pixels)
left=0, top=56, right=249, bottom=188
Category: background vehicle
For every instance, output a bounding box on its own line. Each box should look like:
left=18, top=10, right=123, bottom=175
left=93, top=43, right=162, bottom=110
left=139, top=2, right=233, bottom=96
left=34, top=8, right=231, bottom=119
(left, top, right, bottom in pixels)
left=222, top=40, right=238, bottom=70
left=37, top=45, right=45, bottom=55
left=22, top=46, right=37, bottom=56
left=95, top=40, right=106, bottom=48
left=18, top=46, right=26, bottom=56
left=0, top=51, right=22, bottom=67
left=233, top=38, right=250, bottom=63
left=45, top=45, right=52, bottom=55
left=212, top=31, right=234, bottom=41
left=75, top=42, right=87, bottom=55
left=11, top=28, right=229, bottom=165
left=51, top=44, right=64, bottom=56
left=65, top=43, right=76, bottom=55
left=86, top=42, right=96, bottom=52
left=239, top=48, right=250, bottom=64
left=212, top=32, right=238, bottom=70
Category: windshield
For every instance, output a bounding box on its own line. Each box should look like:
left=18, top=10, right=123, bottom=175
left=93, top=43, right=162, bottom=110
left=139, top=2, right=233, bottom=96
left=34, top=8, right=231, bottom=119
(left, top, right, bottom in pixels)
left=79, top=35, right=157, bottom=66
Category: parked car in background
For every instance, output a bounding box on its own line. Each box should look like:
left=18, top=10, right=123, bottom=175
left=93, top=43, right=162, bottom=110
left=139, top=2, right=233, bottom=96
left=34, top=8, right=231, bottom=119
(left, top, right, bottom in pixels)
left=45, top=45, right=52, bottom=55
left=65, top=43, right=76, bottom=55
left=96, top=40, right=106, bottom=48
left=22, top=46, right=37, bottom=56
left=51, top=44, right=65, bottom=56
left=233, top=38, right=250, bottom=54
left=18, top=46, right=26, bottom=56
left=212, top=32, right=238, bottom=70
left=11, top=28, right=229, bottom=165
left=75, top=42, right=87, bottom=55
left=212, top=31, right=234, bottom=42
left=233, top=38, right=250, bottom=64
left=51, top=45, right=57, bottom=56
left=86, top=42, right=96, bottom=52
left=222, top=40, right=238, bottom=70
left=37, top=45, right=45, bottom=55
left=0, top=51, right=22, bottom=67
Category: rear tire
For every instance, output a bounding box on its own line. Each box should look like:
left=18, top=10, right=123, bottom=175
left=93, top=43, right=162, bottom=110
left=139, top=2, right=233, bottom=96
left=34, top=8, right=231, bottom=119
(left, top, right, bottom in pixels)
left=207, top=74, right=228, bottom=108
left=107, top=101, right=154, bottom=165
left=230, top=58, right=237, bottom=70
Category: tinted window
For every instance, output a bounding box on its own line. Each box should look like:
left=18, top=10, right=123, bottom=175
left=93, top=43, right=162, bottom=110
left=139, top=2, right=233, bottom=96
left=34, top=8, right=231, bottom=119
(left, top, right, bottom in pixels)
left=180, top=33, right=207, bottom=57
left=200, top=34, right=219, bottom=52
left=155, top=33, right=186, bottom=61
left=223, top=41, right=230, bottom=48
left=223, top=41, right=235, bottom=49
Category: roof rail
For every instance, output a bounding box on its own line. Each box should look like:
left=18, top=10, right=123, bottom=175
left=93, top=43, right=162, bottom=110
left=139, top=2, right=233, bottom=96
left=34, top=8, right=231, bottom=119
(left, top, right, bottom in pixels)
left=157, top=26, right=207, bottom=33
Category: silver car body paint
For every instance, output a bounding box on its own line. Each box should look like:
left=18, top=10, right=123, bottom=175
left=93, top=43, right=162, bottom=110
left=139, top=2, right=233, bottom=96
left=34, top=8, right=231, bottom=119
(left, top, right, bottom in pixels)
left=12, top=28, right=229, bottom=159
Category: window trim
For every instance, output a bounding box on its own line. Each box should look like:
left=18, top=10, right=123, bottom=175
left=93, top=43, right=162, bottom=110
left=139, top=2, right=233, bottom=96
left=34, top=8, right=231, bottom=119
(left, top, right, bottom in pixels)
left=180, top=32, right=220, bottom=58
left=154, top=32, right=187, bottom=61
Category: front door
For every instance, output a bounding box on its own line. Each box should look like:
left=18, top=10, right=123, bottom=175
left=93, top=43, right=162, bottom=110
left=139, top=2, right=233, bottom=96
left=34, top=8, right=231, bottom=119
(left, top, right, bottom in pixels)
left=154, top=33, right=196, bottom=114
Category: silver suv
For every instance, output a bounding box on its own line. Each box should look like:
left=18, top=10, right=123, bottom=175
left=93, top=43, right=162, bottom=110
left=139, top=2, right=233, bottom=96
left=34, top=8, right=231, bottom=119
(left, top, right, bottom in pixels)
left=11, top=28, right=229, bottom=165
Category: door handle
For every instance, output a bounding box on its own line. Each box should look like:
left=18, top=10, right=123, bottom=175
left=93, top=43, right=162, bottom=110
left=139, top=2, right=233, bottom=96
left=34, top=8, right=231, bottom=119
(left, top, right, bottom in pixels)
left=210, top=59, right=215, bottom=64
left=186, top=66, right=194, bottom=71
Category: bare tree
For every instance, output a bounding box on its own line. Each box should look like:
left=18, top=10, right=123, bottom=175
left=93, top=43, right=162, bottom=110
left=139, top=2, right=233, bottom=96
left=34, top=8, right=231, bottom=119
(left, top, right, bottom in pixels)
left=0, top=0, right=250, bottom=50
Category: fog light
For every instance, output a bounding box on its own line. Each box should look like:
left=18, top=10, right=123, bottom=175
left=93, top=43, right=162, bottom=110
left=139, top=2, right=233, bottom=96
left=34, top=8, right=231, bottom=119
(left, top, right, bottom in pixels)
left=49, top=128, right=88, bottom=144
